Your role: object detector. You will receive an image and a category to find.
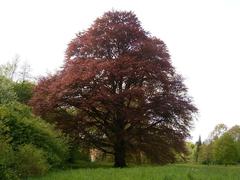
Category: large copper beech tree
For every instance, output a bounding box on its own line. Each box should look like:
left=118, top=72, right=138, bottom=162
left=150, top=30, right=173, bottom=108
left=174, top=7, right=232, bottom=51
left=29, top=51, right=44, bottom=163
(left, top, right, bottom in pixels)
left=30, top=11, right=197, bottom=167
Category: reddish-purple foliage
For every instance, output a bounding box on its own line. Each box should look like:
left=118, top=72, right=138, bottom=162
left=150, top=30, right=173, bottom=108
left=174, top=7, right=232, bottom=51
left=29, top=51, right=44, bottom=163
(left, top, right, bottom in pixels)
left=30, top=11, right=197, bottom=167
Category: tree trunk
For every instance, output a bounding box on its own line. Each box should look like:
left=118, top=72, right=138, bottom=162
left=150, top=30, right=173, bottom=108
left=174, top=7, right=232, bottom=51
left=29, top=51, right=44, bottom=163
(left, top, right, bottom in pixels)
left=113, top=112, right=126, bottom=167
left=114, top=140, right=127, bottom=167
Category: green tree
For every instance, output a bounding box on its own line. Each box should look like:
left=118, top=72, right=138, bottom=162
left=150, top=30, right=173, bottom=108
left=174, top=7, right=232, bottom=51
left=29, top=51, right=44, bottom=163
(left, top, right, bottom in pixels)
left=209, top=124, right=228, bottom=141
left=227, top=125, right=240, bottom=162
left=0, top=57, right=33, bottom=82
left=0, top=76, right=17, bottom=104
left=0, top=56, right=19, bottom=80
left=198, top=142, right=214, bottom=164
left=13, top=81, right=35, bottom=104
left=0, top=76, right=34, bottom=105
left=194, top=136, right=202, bottom=163
left=227, top=125, right=240, bottom=141
left=175, top=141, right=195, bottom=163
left=214, top=133, right=238, bottom=165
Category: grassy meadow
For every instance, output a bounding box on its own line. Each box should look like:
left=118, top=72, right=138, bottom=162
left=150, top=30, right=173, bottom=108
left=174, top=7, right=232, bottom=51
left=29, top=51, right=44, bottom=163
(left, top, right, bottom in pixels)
left=28, top=164, right=240, bottom=180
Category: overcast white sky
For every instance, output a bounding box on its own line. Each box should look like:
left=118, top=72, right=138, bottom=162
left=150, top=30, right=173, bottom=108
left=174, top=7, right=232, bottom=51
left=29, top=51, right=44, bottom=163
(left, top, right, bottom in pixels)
left=0, top=0, right=240, bottom=142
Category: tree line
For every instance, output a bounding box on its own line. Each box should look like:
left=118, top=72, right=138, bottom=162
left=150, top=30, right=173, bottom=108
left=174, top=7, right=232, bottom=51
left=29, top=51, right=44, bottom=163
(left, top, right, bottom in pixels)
left=187, top=124, right=240, bottom=165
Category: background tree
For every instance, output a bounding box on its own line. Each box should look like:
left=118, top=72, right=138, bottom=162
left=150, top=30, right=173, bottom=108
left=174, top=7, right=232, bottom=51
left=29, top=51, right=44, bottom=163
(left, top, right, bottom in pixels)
left=0, top=76, right=17, bottom=104
left=198, top=142, right=214, bottom=164
left=0, top=55, right=19, bottom=81
left=18, top=61, right=32, bottom=82
left=208, top=124, right=228, bottom=141
left=214, top=133, right=238, bottom=165
left=227, top=125, right=240, bottom=141
left=13, top=81, right=35, bottom=104
left=198, top=124, right=240, bottom=165
left=0, top=57, right=33, bottom=82
left=226, top=125, right=240, bottom=163
left=194, top=135, right=202, bottom=163
left=175, top=141, right=195, bottom=163
left=0, top=59, right=34, bottom=105
left=30, top=11, right=197, bottom=167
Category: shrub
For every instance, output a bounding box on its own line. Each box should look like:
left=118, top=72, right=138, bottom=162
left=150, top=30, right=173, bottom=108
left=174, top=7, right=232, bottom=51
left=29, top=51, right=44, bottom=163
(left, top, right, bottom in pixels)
left=0, top=166, right=19, bottom=180
left=0, top=102, right=69, bottom=167
left=0, top=138, right=19, bottom=180
left=68, top=146, right=90, bottom=163
left=15, top=144, right=49, bottom=177
left=0, top=138, right=14, bottom=166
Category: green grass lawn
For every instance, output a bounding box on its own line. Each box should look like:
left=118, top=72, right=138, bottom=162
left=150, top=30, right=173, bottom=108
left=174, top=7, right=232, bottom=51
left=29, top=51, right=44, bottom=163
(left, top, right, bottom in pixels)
left=28, top=164, right=240, bottom=180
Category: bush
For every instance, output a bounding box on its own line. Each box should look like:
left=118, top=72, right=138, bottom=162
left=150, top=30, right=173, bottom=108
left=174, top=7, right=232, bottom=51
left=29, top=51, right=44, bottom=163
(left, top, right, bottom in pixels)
left=68, top=146, right=90, bottom=163
left=15, top=144, right=49, bottom=177
left=0, top=138, right=14, bottom=166
left=0, top=166, right=19, bottom=180
left=0, top=102, right=69, bottom=168
left=0, top=138, right=50, bottom=178
left=0, top=138, right=19, bottom=180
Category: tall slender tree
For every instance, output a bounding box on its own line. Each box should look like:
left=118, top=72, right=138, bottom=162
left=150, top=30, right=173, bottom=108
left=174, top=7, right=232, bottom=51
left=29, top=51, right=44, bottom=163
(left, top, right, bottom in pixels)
left=30, top=11, right=197, bottom=167
left=195, top=135, right=202, bottom=163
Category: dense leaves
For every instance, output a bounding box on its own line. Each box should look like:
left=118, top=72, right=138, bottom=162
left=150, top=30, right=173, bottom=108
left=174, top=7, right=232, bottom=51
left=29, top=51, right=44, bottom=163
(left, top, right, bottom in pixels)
left=15, top=144, right=49, bottom=177
left=214, top=133, right=238, bottom=165
left=0, top=75, right=34, bottom=105
left=0, top=102, right=69, bottom=168
left=31, top=11, right=197, bottom=167
left=0, top=68, right=70, bottom=178
left=197, top=124, right=240, bottom=165
left=13, top=81, right=34, bottom=104
left=0, top=76, right=17, bottom=104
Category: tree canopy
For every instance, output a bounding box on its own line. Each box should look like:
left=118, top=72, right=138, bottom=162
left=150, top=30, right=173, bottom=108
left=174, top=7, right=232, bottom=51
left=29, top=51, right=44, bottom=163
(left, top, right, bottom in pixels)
left=197, top=123, right=240, bottom=165
left=13, top=81, right=34, bottom=104
left=30, top=11, right=197, bottom=167
left=0, top=76, right=17, bottom=104
left=214, top=133, right=238, bottom=165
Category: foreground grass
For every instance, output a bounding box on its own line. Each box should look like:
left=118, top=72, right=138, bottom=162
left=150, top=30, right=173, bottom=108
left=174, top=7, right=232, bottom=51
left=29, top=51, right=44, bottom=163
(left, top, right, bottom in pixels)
left=28, top=164, right=240, bottom=180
